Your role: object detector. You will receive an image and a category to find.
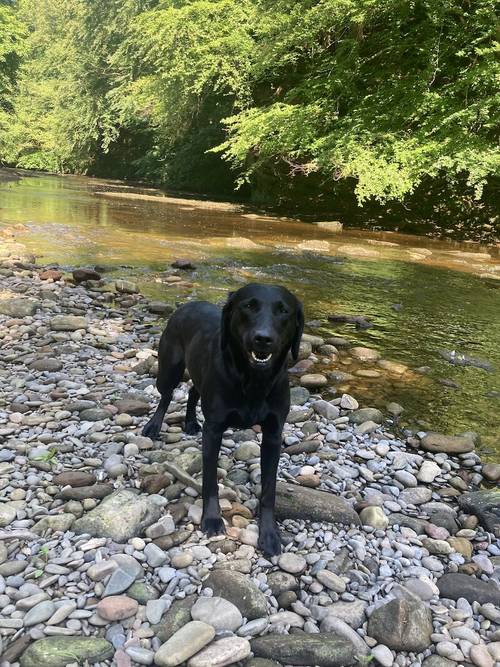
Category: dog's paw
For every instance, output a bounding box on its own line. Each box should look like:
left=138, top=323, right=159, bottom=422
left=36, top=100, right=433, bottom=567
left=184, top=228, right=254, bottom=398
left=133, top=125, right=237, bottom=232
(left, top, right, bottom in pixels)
left=258, top=524, right=282, bottom=556
left=185, top=421, right=201, bottom=435
left=201, top=515, right=226, bottom=537
left=142, top=421, right=160, bottom=440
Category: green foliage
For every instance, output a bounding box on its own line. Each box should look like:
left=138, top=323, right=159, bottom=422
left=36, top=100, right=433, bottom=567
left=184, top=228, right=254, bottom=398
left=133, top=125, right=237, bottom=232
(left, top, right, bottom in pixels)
left=1, top=0, right=498, bottom=210
left=217, top=0, right=500, bottom=203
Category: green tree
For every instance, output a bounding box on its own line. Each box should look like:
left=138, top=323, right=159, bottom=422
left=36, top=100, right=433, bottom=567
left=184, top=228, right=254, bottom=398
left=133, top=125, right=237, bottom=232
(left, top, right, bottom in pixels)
left=217, top=0, right=499, bottom=204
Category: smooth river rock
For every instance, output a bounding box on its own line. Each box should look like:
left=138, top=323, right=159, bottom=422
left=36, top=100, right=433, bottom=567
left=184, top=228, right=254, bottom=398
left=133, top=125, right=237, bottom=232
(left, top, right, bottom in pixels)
left=20, top=637, right=113, bottom=667
left=205, top=570, right=268, bottom=620
left=458, top=489, right=500, bottom=536
left=367, top=598, right=432, bottom=652
left=420, top=433, right=474, bottom=454
left=251, top=633, right=357, bottom=666
left=275, top=482, right=360, bottom=525
left=154, top=621, right=215, bottom=667
left=187, top=637, right=251, bottom=667
left=437, top=573, right=500, bottom=606
left=72, top=489, right=163, bottom=542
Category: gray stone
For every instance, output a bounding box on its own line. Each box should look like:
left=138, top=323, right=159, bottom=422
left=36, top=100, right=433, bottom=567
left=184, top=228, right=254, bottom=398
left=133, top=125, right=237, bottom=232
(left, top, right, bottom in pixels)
left=0, top=503, right=17, bottom=527
left=371, top=644, right=394, bottom=667
left=29, top=358, right=63, bottom=372
left=318, top=616, right=368, bottom=656
left=437, top=573, right=500, bottom=606
left=251, top=633, right=357, bottom=666
left=321, top=600, right=366, bottom=628
left=103, top=568, right=135, bottom=597
left=276, top=482, right=360, bottom=525
left=421, top=433, right=474, bottom=454
left=278, top=553, right=306, bottom=574
left=154, top=621, right=215, bottom=667
left=23, top=600, right=56, bottom=627
left=20, top=637, right=113, bottom=667
left=399, top=487, right=432, bottom=505
left=267, top=571, right=299, bottom=596
left=290, top=386, right=310, bottom=405
left=50, top=315, right=87, bottom=331
left=359, top=506, right=388, bottom=529
left=458, top=489, right=500, bottom=537
left=73, top=489, right=162, bottom=542
left=316, top=570, right=346, bottom=593
left=79, top=408, right=111, bottom=422
left=313, top=400, right=340, bottom=420
left=125, top=646, right=155, bottom=665
left=367, top=599, right=432, bottom=652
left=421, top=657, right=457, bottom=667
left=187, top=637, right=251, bottom=667
left=154, top=595, right=196, bottom=643
left=32, top=514, right=75, bottom=534
left=349, top=408, right=384, bottom=425
left=0, top=298, right=39, bottom=317
left=191, top=596, right=243, bottom=632
left=144, top=543, right=167, bottom=567
left=205, top=570, right=267, bottom=620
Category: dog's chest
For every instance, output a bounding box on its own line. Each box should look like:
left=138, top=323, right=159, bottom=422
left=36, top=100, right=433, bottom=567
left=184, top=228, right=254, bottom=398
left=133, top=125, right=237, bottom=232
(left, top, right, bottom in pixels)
left=226, top=400, right=270, bottom=428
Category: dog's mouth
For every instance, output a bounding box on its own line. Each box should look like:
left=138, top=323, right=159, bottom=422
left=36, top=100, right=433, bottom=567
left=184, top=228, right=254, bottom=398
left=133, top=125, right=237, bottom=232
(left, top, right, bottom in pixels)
left=250, top=350, right=273, bottom=365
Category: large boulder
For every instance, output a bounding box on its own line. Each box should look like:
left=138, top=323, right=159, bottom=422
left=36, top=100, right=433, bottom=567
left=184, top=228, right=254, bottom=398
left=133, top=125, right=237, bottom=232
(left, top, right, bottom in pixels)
left=72, top=489, right=163, bottom=542
left=367, top=599, right=432, bottom=652
left=275, top=482, right=360, bottom=526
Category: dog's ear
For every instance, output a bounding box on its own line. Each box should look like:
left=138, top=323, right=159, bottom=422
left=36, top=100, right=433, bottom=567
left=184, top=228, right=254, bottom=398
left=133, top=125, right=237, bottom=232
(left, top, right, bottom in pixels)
left=220, top=291, right=235, bottom=350
left=290, top=299, right=304, bottom=361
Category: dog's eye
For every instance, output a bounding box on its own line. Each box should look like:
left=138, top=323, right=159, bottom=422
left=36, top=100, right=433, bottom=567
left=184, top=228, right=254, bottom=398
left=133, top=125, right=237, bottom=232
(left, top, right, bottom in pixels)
left=277, top=303, right=289, bottom=314
left=243, top=301, right=257, bottom=311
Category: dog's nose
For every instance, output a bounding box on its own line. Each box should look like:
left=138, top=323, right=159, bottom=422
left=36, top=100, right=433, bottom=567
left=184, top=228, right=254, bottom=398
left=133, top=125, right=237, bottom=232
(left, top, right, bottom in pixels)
left=253, top=332, right=274, bottom=347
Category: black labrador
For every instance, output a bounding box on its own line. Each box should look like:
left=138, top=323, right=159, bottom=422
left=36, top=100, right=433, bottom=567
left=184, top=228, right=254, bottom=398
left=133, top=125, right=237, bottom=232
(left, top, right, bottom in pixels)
left=142, top=283, right=304, bottom=555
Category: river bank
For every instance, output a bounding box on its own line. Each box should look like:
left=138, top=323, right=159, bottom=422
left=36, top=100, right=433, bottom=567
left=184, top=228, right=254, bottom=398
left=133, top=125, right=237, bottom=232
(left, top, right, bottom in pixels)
left=0, top=251, right=499, bottom=667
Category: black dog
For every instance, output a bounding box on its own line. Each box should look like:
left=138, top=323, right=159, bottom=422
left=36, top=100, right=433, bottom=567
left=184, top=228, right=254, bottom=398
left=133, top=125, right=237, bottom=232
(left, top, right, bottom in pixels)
left=142, top=283, right=304, bottom=555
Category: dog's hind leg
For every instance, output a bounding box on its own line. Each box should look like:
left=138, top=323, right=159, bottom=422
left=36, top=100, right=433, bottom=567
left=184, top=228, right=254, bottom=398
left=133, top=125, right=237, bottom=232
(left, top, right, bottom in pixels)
left=185, top=386, right=201, bottom=435
left=142, top=351, right=185, bottom=440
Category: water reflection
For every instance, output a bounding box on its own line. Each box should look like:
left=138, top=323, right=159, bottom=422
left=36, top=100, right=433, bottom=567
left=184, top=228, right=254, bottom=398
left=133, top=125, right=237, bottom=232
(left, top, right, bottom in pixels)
left=1, top=169, right=499, bottom=459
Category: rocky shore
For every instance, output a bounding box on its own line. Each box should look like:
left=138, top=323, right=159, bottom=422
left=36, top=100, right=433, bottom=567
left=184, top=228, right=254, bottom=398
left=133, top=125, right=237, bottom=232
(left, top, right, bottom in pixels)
left=0, top=256, right=499, bottom=667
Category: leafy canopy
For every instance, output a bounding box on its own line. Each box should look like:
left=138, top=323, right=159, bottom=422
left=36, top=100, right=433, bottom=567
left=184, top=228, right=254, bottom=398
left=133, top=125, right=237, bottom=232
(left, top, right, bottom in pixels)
left=1, top=0, right=498, bottom=207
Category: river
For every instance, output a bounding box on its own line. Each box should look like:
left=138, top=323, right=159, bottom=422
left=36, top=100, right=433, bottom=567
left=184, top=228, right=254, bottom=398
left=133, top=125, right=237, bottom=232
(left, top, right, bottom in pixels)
left=1, top=169, right=499, bottom=460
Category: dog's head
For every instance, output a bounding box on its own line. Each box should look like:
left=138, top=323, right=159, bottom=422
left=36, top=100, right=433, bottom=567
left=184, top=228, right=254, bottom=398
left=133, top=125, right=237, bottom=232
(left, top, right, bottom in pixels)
left=221, top=283, right=304, bottom=370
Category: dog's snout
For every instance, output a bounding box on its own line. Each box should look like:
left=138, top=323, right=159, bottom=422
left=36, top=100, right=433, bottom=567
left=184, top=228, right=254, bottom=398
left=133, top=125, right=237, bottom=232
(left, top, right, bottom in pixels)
left=253, top=332, right=274, bottom=347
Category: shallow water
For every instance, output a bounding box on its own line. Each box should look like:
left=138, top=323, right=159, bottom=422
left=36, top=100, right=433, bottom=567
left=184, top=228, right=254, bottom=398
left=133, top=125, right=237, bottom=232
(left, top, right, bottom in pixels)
left=1, top=169, right=499, bottom=460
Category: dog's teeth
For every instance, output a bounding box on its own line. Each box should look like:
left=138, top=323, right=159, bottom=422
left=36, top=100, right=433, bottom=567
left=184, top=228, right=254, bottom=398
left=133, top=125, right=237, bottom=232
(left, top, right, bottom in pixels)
left=251, top=351, right=272, bottom=363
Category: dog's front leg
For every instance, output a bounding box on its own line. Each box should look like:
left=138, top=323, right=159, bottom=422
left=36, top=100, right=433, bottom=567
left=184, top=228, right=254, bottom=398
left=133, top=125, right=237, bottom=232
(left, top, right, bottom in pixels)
left=258, top=419, right=283, bottom=556
left=201, top=420, right=225, bottom=537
